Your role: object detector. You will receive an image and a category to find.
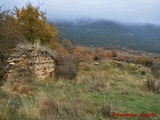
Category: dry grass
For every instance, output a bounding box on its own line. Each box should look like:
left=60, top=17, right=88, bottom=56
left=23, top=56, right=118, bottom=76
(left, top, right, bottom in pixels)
left=89, top=71, right=110, bottom=92
left=0, top=60, right=160, bottom=120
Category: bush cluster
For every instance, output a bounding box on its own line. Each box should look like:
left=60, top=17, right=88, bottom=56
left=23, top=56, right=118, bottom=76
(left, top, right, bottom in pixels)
left=0, top=7, right=25, bottom=85
left=0, top=3, right=58, bottom=84
left=135, top=56, right=153, bottom=66
left=54, top=55, right=78, bottom=79
left=117, top=54, right=134, bottom=63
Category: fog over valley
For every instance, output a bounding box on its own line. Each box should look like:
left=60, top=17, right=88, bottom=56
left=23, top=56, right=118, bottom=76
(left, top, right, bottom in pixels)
left=1, top=0, right=160, bottom=24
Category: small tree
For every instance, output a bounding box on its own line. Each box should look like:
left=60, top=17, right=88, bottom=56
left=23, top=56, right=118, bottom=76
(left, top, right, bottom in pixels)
left=14, top=3, right=57, bottom=46
left=0, top=7, right=24, bottom=85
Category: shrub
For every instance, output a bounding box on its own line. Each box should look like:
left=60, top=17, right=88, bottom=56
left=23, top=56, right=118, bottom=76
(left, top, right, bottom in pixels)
left=117, top=54, right=133, bottom=63
left=94, top=55, right=99, bottom=61
left=110, top=49, right=117, bottom=57
left=135, top=56, right=153, bottom=66
left=71, top=47, right=94, bottom=62
left=0, top=64, right=5, bottom=86
left=0, top=7, right=25, bottom=85
left=150, top=63, right=160, bottom=77
left=55, top=44, right=68, bottom=57
left=61, top=39, right=72, bottom=52
left=55, top=55, right=78, bottom=79
left=146, top=76, right=155, bottom=92
left=14, top=3, right=57, bottom=45
left=146, top=76, right=160, bottom=93
left=105, top=51, right=112, bottom=60
left=101, top=104, right=111, bottom=118
left=94, top=48, right=107, bottom=60
left=81, top=50, right=94, bottom=62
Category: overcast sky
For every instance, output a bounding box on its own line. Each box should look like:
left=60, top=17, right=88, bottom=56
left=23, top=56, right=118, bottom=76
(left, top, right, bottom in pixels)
left=1, top=0, right=160, bottom=24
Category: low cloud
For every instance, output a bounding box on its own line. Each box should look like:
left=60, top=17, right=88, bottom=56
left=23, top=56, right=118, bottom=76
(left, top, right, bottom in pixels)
left=1, top=0, right=160, bottom=24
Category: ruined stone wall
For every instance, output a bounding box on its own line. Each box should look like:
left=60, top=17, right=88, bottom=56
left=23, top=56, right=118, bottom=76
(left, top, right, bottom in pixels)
left=5, top=44, right=56, bottom=81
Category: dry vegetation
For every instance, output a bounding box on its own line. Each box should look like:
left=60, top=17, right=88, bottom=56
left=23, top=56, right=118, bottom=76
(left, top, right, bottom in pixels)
left=0, top=59, right=160, bottom=120
left=0, top=3, right=160, bottom=120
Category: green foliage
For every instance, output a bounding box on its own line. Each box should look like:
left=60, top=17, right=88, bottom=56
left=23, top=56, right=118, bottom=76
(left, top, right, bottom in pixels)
left=0, top=3, right=58, bottom=85
left=14, top=3, right=57, bottom=45
left=0, top=7, right=25, bottom=85
left=56, top=20, right=160, bottom=53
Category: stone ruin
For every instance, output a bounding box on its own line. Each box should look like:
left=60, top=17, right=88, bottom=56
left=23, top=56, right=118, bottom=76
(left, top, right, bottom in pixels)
left=5, top=44, right=56, bottom=82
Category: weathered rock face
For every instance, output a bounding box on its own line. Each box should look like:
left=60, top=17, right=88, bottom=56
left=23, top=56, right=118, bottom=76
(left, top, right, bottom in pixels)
left=5, top=44, right=56, bottom=81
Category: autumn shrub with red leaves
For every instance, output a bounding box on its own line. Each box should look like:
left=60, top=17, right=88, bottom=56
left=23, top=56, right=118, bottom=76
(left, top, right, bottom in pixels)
left=55, top=44, right=68, bottom=56
left=71, top=47, right=94, bottom=62
left=94, top=48, right=107, bottom=60
left=117, top=54, right=134, bottom=63
left=135, top=56, right=153, bottom=66
left=105, top=51, right=113, bottom=60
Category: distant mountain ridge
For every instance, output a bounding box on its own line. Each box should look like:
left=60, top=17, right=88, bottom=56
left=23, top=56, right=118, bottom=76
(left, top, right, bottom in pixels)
left=55, top=19, right=160, bottom=53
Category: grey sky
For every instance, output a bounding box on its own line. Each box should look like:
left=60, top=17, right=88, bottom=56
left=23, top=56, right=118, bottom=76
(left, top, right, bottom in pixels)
left=1, top=0, right=160, bottom=24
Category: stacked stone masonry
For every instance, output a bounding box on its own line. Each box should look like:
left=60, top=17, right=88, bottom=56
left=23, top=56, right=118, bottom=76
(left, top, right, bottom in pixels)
left=6, top=44, right=55, bottom=81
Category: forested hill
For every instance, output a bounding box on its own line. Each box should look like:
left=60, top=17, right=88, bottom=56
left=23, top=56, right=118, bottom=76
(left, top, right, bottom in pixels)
left=55, top=20, right=160, bottom=53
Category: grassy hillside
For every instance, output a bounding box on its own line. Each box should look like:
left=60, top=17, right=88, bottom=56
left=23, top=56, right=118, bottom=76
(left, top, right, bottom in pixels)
left=0, top=4, right=160, bottom=120
left=0, top=60, right=159, bottom=120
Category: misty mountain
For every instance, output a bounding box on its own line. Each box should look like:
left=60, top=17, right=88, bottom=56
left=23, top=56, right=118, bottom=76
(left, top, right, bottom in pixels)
left=55, top=20, right=160, bottom=53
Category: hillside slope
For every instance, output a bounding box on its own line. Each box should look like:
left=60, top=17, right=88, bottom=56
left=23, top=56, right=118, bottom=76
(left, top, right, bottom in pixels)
left=0, top=60, right=160, bottom=120
left=55, top=20, right=160, bottom=53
